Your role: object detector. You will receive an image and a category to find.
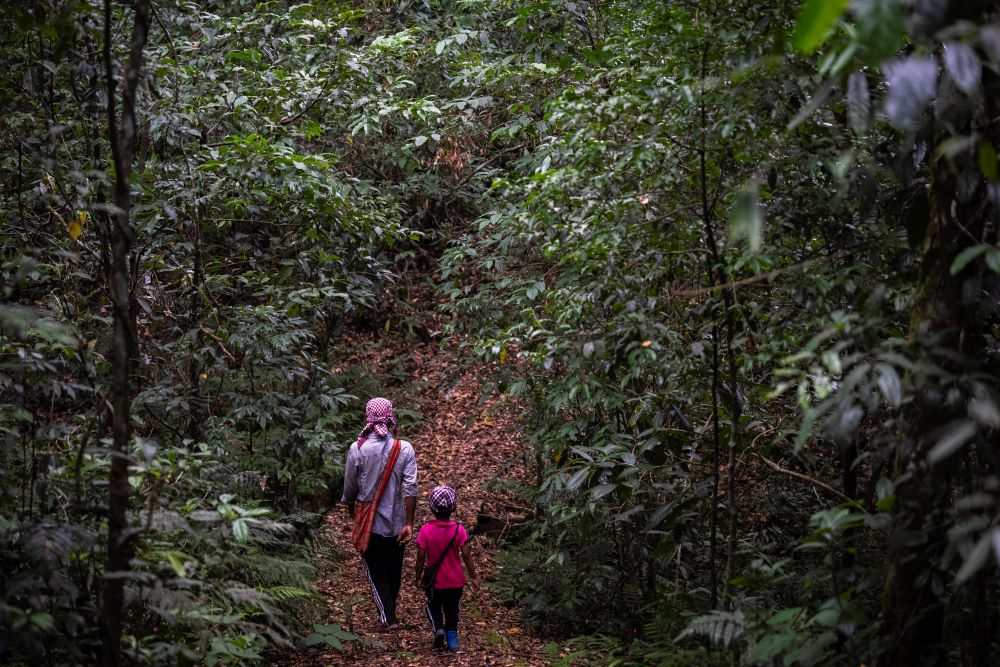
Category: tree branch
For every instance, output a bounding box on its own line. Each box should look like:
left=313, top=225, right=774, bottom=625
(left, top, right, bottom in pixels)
left=754, top=453, right=857, bottom=506
left=199, top=324, right=238, bottom=364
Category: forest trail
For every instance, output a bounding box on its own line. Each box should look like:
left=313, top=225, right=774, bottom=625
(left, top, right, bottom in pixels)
left=285, top=323, right=547, bottom=666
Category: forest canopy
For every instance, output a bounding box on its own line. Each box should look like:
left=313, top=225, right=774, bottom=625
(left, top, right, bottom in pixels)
left=1, top=0, right=999, bottom=665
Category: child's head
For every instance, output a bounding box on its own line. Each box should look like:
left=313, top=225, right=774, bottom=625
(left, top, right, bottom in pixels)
left=429, top=485, right=457, bottom=519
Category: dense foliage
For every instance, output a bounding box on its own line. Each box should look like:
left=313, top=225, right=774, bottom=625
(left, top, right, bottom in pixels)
left=1, top=0, right=418, bottom=662
left=1, top=0, right=999, bottom=665
left=443, top=1, right=1000, bottom=664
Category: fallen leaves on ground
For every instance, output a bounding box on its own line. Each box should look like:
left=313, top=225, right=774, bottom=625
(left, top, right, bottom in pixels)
left=281, top=314, right=546, bottom=666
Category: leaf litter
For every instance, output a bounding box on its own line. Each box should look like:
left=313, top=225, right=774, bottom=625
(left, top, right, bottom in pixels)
left=282, top=292, right=546, bottom=666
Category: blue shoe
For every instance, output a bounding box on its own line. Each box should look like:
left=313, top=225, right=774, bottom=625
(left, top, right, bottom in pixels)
left=446, top=630, right=459, bottom=652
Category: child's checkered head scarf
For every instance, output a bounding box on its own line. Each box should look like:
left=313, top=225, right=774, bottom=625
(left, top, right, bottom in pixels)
left=429, top=485, right=457, bottom=514
left=356, top=397, right=397, bottom=447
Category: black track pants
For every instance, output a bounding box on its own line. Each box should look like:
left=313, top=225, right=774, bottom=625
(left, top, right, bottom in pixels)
left=426, top=587, right=463, bottom=633
left=363, top=532, right=405, bottom=625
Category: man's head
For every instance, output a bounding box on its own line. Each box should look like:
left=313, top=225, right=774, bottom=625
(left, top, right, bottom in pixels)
left=429, top=485, right=457, bottom=519
left=357, top=397, right=397, bottom=446
left=365, top=397, right=396, bottom=429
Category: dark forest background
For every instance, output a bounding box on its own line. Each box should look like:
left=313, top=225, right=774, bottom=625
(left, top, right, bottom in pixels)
left=2, top=0, right=1000, bottom=664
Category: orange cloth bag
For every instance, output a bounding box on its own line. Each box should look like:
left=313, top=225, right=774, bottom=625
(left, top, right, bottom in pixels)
left=351, top=438, right=401, bottom=554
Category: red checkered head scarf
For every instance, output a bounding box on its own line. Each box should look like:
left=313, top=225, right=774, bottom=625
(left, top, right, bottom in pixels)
left=429, top=485, right=457, bottom=515
left=357, top=397, right=397, bottom=447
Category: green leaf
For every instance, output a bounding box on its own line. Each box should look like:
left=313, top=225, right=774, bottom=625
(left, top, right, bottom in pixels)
left=313, top=623, right=356, bottom=640
left=164, top=551, right=194, bottom=577
left=304, top=633, right=342, bottom=649
left=29, top=612, right=55, bottom=631
left=944, top=42, right=982, bottom=95
left=855, top=0, right=905, bottom=64
left=979, top=143, right=998, bottom=181
left=955, top=530, right=995, bottom=584
left=883, top=57, right=937, bottom=130
left=793, top=0, right=850, bottom=54
left=241, top=507, right=270, bottom=517
left=927, top=420, right=977, bottom=464
left=969, top=396, right=1000, bottom=428
left=730, top=182, right=762, bottom=252
left=232, top=518, right=250, bottom=542
left=949, top=245, right=989, bottom=275
left=748, top=631, right=793, bottom=661
left=847, top=72, right=870, bottom=135
left=590, top=483, right=617, bottom=499
left=566, top=468, right=590, bottom=491
left=875, top=477, right=895, bottom=511
left=305, top=623, right=356, bottom=649
left=876, top=364, right=902, bottom=408
left=986, top=248, right=1000, bottom=274
left=767, top=607, right=804, bottom=626
left=935, top=135, right=977, bottom=160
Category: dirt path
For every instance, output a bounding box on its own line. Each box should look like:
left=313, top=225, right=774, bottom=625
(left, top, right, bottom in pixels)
left=287, top=334, right=547, bottom=666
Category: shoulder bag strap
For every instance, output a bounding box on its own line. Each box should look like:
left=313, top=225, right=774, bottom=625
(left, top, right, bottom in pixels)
left=370, top=438, right=402, bottom=511
left=429, top=524, right=461, bottom=572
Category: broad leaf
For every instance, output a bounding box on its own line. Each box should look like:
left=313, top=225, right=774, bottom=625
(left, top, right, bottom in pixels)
left=949, top=245, right=988, bottom=275
left=730, top=182, right=762, bottom=252
left=978, top=143, right=998, bottom=181
left=847, top=72, right=870, bottom=135
left=883, top=57, right=937, bottom=129
left=855, top=0, right=905, bottom=64
left=955, top=530, right=995, bottom=584
left=232, top=518, right=250, bottom=542
left=566, top=468, right=590, bottom=491
left=792, top=0, right=849, bottom=54
left=943, top=42, right=982, bottom=95
left=927, top=420, right=977, bottom=464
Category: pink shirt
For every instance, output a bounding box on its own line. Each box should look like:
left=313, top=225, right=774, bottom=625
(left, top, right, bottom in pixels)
left=416, top=520, right=469, bottom=590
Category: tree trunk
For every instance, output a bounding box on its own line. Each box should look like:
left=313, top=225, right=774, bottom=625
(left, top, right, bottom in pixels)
left=698, top=33, right=743, bottom=611
left=187, top=206, right=204, bottom=442
left=878, top=134, right=991, bottom=667
left=708, top=323, right=721, bottom=609
left=100, top=2, right=151, bottom=665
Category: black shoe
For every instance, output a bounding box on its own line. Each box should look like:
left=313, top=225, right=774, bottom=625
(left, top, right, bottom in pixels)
left=433, top=632, right=445, bottom=650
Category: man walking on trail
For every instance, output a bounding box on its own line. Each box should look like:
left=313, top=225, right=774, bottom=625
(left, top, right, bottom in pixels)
left=342, top=397, right=418, bottom=629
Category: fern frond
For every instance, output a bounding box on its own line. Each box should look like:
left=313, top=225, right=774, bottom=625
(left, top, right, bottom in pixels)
left=265, top=585, right=313, bottom=603
left=675, top=610, right=746, bottom=648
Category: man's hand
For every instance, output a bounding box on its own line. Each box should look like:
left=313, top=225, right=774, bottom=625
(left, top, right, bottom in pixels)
left=470, top=576, right=480, bottom=592
left=414, top=577, right=423, bottom=591
left=345, top=501, right=355, bottom=519
left=397, top=523, right=413, bottom=544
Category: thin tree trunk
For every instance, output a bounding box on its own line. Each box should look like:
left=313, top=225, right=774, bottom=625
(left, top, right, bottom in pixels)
left=720, top=301, right=741, bottom=609
left=698, top=32, right=743, bottom=610
left=188, top=205, right=204, bottom=441
left=100, top=2, right=150, bottom=665
left=708, top=323, right=721, bottom=609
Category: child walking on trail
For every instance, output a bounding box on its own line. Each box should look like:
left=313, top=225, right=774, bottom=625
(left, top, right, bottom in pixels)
left=414, top=485, right=480, bottom=652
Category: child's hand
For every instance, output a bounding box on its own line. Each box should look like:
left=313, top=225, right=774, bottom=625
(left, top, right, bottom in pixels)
left=414, top=577, right=423, bottom=591
left=470, top=576, right=480, bottom=592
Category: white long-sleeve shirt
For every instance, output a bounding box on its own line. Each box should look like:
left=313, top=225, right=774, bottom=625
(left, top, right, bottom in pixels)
left=341, top=434, right=418, bottom=537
